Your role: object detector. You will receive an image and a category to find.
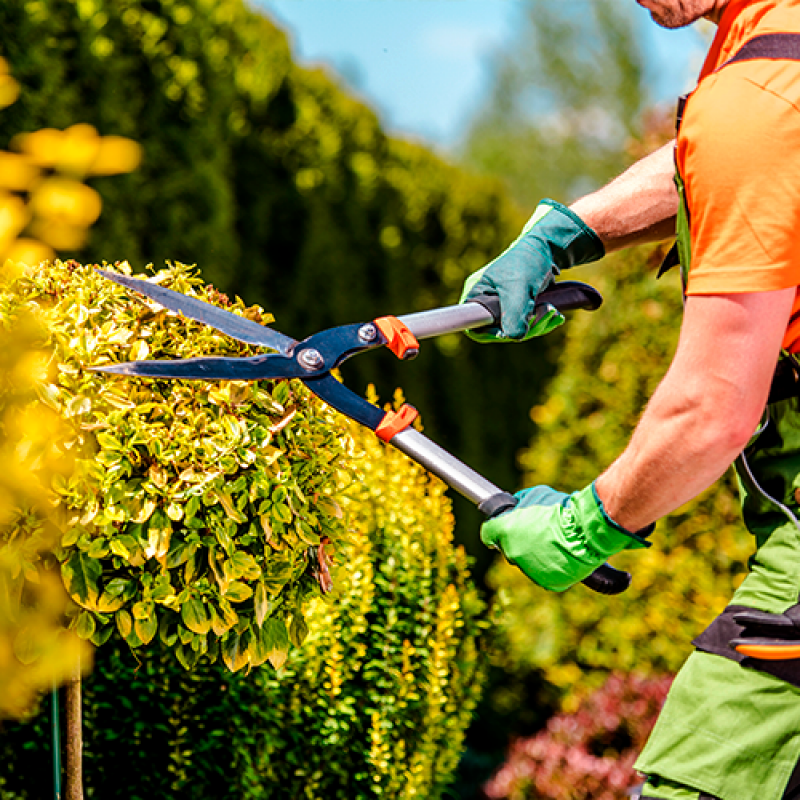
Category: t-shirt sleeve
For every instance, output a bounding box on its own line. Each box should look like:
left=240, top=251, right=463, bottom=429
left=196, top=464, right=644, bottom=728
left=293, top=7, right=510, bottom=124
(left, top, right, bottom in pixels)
left=679, top=69, right=800, bottom=295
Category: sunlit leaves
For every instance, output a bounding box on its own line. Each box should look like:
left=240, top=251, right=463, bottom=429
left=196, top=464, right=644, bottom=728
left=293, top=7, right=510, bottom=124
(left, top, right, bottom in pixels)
left=0, top=313, right=90, bottom=718
left=1, top=259, right=350, bottom=673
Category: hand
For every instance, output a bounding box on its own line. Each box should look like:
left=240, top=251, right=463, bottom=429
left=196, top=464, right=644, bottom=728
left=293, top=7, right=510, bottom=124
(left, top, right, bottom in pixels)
left=480, top=483, right=652, bottom=592
left=460, top=199, right=604, bottom=342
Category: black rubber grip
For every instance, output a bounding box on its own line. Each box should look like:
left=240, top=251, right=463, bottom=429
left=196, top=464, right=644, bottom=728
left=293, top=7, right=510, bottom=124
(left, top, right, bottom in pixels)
left=479, top=491, right=630, bottom=596
left=471, top=280, right=603, bottom=326
left=581, top=563, right=631, bottom=595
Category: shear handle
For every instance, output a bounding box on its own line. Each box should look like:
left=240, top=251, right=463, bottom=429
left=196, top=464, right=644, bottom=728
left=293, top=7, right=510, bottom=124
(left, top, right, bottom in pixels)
left=388, top=427, right=629, bottom=596
left=397, top=281, right=602, bottom=341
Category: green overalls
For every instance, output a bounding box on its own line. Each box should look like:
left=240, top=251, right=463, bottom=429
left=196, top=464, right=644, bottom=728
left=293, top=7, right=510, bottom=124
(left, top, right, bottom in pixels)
left=634, top=34, right=800, bottom=800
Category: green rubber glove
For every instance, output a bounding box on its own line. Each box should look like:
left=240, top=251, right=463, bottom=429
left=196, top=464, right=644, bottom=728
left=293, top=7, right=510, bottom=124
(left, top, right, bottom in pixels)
left=481, top=483, right=652, bottom=592
left=460, top=199, right=604, bottom=343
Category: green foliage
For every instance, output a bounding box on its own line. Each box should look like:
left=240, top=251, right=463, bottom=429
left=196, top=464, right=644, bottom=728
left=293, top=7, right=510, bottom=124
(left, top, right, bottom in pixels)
left=0, top=398, right=490, bottom=800
left=488, top=247, right=752, bottom=700
left=463, top=0, right=648, bottom=207
left=0, top=1, right=551, bottom=578
left=0, top=259, right=350, bottom=672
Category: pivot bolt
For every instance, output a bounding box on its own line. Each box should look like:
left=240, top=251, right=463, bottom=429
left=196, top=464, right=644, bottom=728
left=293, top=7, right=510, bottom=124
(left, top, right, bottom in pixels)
left=358, top=323, right=378, bottom=343
left=298, top=348, right=325, bottom=371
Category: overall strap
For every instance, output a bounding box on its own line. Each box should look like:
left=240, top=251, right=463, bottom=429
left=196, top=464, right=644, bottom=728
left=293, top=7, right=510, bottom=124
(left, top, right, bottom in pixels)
left=659, top=32, right=800, bottom=279
left=721, top=32, right=800, bottom=67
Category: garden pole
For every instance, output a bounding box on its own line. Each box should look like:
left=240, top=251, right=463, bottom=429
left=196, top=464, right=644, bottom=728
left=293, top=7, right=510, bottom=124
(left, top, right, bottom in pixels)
left=63, top=655, right=83, bottom=800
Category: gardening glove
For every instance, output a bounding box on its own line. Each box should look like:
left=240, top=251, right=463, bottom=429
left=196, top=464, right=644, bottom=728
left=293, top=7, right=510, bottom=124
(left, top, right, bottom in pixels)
left=460, top=199, right=604, bottom=343
left=481, top=483, right=652, bottom=592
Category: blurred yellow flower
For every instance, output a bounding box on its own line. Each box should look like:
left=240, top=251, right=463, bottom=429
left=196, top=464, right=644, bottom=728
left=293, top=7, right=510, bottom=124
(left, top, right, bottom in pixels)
left=0, top=193, right=30, bottom=253
left=93, top=135, right=142, bottom=175
left=15, top=123, right=141, bottom=177
left=0, top=59, right=19, bottom=110
left=5, top=238, right=54, bottom=266
left=32, top=177, right=102, bottom=227
left=0, top=152, right=39, bottom=192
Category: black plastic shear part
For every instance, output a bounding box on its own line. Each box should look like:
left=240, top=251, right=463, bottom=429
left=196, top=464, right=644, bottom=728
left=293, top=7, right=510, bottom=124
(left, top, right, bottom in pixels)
left=93, top=270, right=629, bottom=596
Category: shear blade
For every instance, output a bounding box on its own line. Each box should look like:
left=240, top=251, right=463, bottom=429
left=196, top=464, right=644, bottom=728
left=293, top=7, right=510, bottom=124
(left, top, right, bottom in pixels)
left=93, top=353, right=303, bottom=381
left=97, top=269, right=297, bottom=354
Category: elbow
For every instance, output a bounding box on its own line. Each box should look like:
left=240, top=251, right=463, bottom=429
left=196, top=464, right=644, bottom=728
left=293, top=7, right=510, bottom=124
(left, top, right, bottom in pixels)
left=693, top=390, right=765, bottom=460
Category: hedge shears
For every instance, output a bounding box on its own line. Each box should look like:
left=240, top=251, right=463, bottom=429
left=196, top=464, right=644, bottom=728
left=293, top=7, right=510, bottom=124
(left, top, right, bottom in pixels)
left=94, top=269, right=631, bottom=595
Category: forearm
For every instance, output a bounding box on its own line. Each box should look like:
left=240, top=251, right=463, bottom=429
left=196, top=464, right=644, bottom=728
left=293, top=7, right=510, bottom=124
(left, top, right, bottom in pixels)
left=570, top=141, right=678, bottom=252
left=595, top=374, right=750, bottom=531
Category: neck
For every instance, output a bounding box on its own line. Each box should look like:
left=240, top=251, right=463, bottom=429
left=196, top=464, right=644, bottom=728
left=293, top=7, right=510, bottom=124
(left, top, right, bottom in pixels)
left=704, top=0, right=732, bottom=25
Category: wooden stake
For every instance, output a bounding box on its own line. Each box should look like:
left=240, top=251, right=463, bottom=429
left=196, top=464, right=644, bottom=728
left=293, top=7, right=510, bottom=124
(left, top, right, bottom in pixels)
left=63, top=657, right=83, bottom=800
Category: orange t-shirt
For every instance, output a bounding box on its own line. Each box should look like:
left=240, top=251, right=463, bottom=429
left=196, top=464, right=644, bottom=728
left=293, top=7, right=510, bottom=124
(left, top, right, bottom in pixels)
left=677, top=0, right=800, bottom=350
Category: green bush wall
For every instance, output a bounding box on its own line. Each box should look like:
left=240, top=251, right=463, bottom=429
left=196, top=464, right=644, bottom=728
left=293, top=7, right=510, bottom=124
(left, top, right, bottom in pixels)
left=0, top=0, right=557, bottom=574
left=488, top=247, right=753, bottom=704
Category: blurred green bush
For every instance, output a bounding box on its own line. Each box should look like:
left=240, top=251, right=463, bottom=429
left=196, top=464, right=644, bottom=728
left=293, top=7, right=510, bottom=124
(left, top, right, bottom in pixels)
left=0, top=0, right=554, bottom=577
left=488, top=246, right=753, bottom=704
left=0, top=392, right=489, bottom=800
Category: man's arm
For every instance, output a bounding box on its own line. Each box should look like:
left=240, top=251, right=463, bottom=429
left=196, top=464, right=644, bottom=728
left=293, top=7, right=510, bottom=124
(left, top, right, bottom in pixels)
left=570, top=141, right=678, bottom=252
left=594, top=287, right=797, bottom=530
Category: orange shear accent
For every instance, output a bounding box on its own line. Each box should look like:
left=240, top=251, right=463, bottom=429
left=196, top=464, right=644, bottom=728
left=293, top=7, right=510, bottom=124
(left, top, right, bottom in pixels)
left=735, top=643, right=800, bottom=661
left=375, top=404, right=419, bottom=443
left=374, top=316, right=420, bottom=360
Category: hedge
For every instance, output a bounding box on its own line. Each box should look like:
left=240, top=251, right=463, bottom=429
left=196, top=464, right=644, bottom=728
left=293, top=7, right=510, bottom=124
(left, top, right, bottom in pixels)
left=0, top=385, right=490, bottom=800
left=0, top=0, right=555, bottom=575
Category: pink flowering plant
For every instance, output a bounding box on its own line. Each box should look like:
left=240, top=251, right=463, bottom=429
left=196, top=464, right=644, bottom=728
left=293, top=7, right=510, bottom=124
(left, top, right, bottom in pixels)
left=485, top=673, right=673, bottom=800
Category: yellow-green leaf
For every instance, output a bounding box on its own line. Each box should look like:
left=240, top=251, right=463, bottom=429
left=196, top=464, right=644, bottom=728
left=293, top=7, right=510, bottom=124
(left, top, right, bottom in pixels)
left=223, top=581, right=252, bottom=603
left=181, top=595, right=211, bottom=635
left=134, top=612, right=157, bottom=645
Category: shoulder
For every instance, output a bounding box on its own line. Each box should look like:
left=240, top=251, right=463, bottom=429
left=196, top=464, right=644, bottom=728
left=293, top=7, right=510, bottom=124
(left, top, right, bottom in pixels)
left=678, top=62, right=800, bottom=183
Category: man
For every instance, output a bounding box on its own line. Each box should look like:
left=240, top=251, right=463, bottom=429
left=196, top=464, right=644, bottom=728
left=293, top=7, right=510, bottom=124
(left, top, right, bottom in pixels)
left=461, top=1, right=800, bottom=798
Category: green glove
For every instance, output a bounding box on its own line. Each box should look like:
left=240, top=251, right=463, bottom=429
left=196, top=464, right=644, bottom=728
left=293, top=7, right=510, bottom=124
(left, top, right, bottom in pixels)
left=460, top=199, right=604, bottom=343
left=481, top=483, right=652, bottom=592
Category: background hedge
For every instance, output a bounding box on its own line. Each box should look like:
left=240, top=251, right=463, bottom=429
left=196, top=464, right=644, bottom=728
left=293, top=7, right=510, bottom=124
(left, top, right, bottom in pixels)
left=0, top=0, right=560, bottom=576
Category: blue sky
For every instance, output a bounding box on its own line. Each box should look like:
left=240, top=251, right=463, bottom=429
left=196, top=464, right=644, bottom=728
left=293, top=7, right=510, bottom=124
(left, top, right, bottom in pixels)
left=253, top=0, right=707, bottom=151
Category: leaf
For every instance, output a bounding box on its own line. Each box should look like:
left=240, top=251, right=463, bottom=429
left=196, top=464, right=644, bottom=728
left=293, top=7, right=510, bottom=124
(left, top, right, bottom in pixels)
left=75, top=611, right=96, bottom=640
left=116, top=608, right=133, bottom=639
left=176, top=642, right=200, bottom=670
left=61, top=550, right=102, bottom=610
left=221, top=631, right=249, bottom=672
left=145, top=511, right=172, bottom=560
left=134, top=611, right=158, bottom=645
left=223, top=581, right=252, bottom=603
left=181, top=595, right=212, bottom=635
left=90, top=622, right=114, bottom=647
left=212, top=489, right=247, bottom=524
left=262, top=618, right=290, bottom=671
left=95, top=577, right=136, bottom=612
left=289, top=614, right=308, bottom=648
left=254, top=581, right=271, bottom=627
left=229, top=551, right=260, bottom=581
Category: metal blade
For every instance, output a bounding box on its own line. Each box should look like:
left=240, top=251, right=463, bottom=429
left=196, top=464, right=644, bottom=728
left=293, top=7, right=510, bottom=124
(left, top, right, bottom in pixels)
left=92, top=353, right=306, bottom=381
left=97, top=269, right=297, bottom=354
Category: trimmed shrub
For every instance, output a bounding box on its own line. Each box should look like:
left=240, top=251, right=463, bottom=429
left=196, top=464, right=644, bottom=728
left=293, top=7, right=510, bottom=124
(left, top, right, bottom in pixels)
left=1, top=258, right=350, bottom=672
left=0, top=396, right=490, bottom=800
